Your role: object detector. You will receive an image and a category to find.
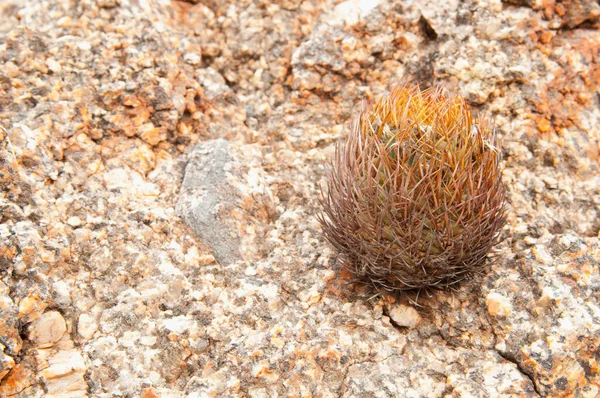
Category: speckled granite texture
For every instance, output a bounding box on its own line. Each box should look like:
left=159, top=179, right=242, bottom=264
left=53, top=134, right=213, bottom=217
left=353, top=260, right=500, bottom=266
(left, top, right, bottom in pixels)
left=0, top=0, right=599, bottom=396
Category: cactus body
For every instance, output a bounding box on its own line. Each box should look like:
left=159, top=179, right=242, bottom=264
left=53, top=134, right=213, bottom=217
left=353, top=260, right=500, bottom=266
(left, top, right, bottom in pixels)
left=320, top=84, right=507, bottom=293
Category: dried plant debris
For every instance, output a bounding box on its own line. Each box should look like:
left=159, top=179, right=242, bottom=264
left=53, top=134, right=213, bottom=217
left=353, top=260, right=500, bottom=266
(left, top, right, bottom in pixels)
left=321, top=84, right=507, bottom=293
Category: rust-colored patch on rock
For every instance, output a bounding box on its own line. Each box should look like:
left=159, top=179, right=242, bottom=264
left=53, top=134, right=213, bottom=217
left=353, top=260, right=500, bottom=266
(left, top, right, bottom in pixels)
left=0, top=363, right=35, bottom=396
left=530, top=30, right=600, bottom=139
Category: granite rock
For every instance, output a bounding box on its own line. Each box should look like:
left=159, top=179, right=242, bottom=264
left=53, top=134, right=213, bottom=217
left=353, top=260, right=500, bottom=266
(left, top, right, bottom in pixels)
left=176, top=139, right=242, bottom=265
left=26, top=310, right=67, bottom=348
left=0, top=0, right=599, bottom=396
left=177, top=138, right=277, bottom=265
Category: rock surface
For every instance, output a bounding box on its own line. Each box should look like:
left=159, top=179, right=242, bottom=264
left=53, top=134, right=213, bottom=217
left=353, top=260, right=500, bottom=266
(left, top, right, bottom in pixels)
left=0, top=0, right=599, bottom=396
left=176, top=138, right=276, bottom=265
left=26, top=311, right=67, bottom=348
left=177, top=139, right=242, bottom=265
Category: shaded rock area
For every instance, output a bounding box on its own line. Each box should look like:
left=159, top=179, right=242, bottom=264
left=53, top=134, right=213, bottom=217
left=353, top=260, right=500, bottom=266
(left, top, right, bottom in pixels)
left=0, top=0, right=598, bottom=397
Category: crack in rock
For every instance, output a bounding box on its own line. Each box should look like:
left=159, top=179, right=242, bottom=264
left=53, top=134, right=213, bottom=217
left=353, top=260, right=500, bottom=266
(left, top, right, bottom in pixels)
left=495, top=349, right=541, bottom=397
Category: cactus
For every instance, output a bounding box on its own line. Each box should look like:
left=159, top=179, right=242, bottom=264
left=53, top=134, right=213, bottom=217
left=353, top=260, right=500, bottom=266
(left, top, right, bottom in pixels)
left=320, top=83, right=507, bottom=293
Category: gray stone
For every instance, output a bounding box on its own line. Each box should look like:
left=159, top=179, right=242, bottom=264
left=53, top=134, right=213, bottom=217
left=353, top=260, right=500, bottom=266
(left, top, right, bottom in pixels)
left=176, top=139, right=242, bottom=265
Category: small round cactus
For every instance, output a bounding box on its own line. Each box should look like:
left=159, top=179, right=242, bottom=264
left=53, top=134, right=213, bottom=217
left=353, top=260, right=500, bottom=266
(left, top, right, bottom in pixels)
left=320, top=83, right=507, bottom=293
